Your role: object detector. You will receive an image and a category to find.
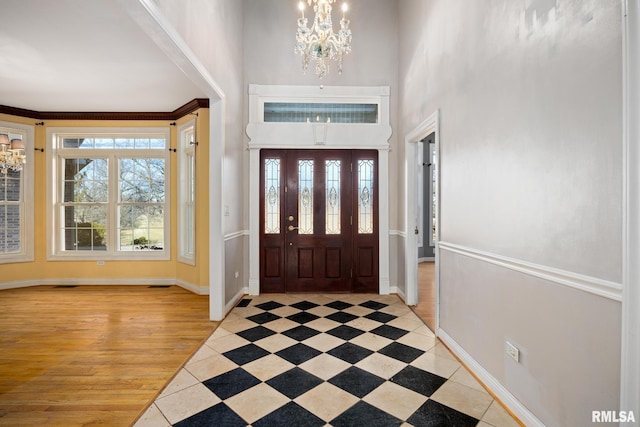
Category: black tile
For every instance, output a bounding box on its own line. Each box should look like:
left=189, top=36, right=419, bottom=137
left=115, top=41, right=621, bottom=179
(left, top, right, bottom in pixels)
left=325, top=300, right=354, bottom=310
left=236, top=326, right=277, bottom=342
left=378, top=342, right=425, bottom=363
left=236, top=298, right=251, bottom=308
left=247, top=312, right=281, bottom=325
left=326, top=311, right=358, bottom=324
left=330, top=401, right=403, bottom=427
left=255, top=301, right=285, bottom=311
left=253, top=402, right=325, bottom=427
left=370, top=324, right=409, bottom=340
left=286, top=311, right=320, bottom=324
left=266, top=367, right=323, bottom=399
left=174, top=402, right=246, bottom=427
left=359, top=300, right=388, bottom=310
left=407, top=399, right=479, bottom=427
left=326, top=325, right=365, bottom=341
left=364, top=311, right=397, bottom=323
left=203, top=368, right=261, bottom=399
left=328, top=366, right=385, bottom=398
left=282, top=325, right=321, bottom=341
left=275, top=343, right=322, bottom=365
left=390, top=365, right=448, bottom=396
left=291, top=300, right=320, bottom=310
left=223, top=344, right=270, bottom=365
left=327, top=342, right=373, bottom=364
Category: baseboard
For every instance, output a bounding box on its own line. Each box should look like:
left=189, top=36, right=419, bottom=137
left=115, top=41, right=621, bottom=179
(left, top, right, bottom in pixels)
left=225, top=287, right=249, bottom=315
left=393, top=285, right=407, bottom=303
left=175, top=279, right=208, bottom=295
left=437, top=328, right=544, bottom=427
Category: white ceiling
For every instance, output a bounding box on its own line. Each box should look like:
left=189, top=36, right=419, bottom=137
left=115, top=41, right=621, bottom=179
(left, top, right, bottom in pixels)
left=0, top=0, right=206, bottom=112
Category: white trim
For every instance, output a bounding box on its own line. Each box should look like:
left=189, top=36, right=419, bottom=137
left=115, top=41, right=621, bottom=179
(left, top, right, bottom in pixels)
left=404, top=111, right=440, bottom=318
left=0, top=121, right=34, bottom=264
left=224, top=230, right=249, bottom=242
left=621, top=0, right=640, bottom=416
left=0, top=278, right=208, bottom=295
left=389, top=229, right=406, bottom=238
left=177, top=120, right=196, bottom=266
left=225, top=287, right=249, bottom=314
left=418, top=257, right=435, bottom=262
left=438, top=329, right=545, bottom=427
left=247, top=84, right=392, bottom=295
left=439, top=241, right=623, bottom=301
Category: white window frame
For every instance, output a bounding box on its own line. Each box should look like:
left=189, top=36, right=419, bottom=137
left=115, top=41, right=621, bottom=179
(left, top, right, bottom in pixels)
left=178, top=120, right=196, bottom=265
left=0, top=121, right=34, bottom=264
left=46, top=127, right=170, bottom=261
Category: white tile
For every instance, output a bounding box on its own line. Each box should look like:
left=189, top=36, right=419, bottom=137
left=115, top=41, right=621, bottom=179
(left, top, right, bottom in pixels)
left=450, top=366, right=486, bottom=392
left=225, top=383, right=290, bottom=424
left=410, top=352, right=461, bottom=379
left=304, top=317, right=342, bottom=332
left=430, top=380, right=493, bottom=420
left=349, top=332, right=394, bottom=351
left=155, top=383, right=221, bottom=425
left=395, top=331, right=437, bottom=351
left=254, top=333, right=299, bottom=353
left=299, top=353, right=351, bottom=380
left=363, top=381, right=428, bottom=420
left=205, top=333, right=251, bottom=354
left=186, top=353, right=238, bottom=382
left=355, top=353, right=407, bottom=379
left=133, top=404, right=170, bottom=427
left=481, top=400, right=521, bottom=427
left=242, top=354, right=296, bottom=381
left=187, top=343, right=218, bottom=365
left=158, top=368, right=200, bottom=398
left=302, top=333, right=344, bottom=352
left=295, top=382, right=359, bottom=422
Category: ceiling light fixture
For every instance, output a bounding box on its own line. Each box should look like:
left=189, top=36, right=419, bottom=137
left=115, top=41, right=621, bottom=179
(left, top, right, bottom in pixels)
left=0, top=134, right=26, bottom=174
left=295, top=0, right=352, bottom=79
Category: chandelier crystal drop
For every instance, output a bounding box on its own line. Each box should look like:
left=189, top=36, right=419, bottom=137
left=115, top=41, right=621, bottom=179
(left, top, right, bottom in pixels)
left=0, top=134, right=25, bottom=174
left=295, top=0, right=352, bottom=79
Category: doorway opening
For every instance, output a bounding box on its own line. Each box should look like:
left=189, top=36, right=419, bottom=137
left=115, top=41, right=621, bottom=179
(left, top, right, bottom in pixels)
left=404, top=110, right=439, bottom=333
left=259, top=149, right=379, bottom=293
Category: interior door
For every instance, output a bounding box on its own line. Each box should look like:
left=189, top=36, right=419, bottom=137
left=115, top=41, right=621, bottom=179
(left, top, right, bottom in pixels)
left=260, top=149, right=378, bottom=293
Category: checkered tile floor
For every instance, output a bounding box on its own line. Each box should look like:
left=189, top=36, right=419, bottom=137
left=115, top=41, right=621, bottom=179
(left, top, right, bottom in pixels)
left=135, top=294, right=519, bottom=427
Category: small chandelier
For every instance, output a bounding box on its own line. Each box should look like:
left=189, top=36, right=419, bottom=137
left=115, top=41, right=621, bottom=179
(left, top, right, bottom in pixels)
left=295, top=0, right=352, bottom=79
left=0, top=134, right=26, bottom=174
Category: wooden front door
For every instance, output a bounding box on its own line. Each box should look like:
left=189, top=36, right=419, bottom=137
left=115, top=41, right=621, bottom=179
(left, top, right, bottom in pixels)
left=260, top=149, right=378, bottom=293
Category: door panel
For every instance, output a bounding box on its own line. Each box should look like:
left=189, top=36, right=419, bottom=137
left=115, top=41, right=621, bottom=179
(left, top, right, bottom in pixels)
left=260, top=149, right=378, bottom=293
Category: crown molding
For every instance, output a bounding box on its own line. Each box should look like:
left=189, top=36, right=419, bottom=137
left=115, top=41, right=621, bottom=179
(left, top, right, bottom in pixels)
left=0, top=98, right=209, bottom=121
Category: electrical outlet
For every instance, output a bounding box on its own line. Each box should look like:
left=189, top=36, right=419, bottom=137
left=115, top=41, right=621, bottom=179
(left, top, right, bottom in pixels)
left=506, top=341, right=520, bottom=362
left=97, top=260, right=105, bottom=266
left=235, top=271, right=239, bottom=279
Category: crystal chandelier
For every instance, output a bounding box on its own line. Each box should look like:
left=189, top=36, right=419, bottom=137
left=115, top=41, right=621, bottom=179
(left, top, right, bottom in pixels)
left=295, top=0, right=352, bottom=79
left=0, top=134, right=26, bottom=174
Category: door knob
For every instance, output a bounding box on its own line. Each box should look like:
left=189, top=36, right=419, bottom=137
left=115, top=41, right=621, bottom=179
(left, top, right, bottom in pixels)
left=288, top=225, right=299, bottom=231
left=288, top=215, right=295, bottom=222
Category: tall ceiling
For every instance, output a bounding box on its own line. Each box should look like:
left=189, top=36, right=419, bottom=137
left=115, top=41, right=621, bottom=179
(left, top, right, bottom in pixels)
left=0, top=0, right=205, bottom=113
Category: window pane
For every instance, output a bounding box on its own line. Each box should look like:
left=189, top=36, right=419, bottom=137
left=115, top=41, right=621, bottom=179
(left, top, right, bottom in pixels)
left=119, top=158, right=165, bottom=203
left=118, top=205, right=164, bottom=251
left=62, top=205, right=107, bottom=251
left=358, top=159, right=374, bottom=234
left=264, top=158, right=280, bottom=234
left=150, top=138, right=166, bottom=149
left=264, top=102, right=378, bottom=123
left=0, top=205, right=21, bottom=253
left=0, top=169, right=21, bottom=202
left=298, top=159, right=314, bottom=235
left=325, top=160, right=341, bottom=234
left=63, top=158, right=108, bottom=203
left=115, top=138, right=135, bottom=149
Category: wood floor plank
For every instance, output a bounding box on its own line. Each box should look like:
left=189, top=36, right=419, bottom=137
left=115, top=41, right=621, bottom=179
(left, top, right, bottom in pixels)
left=0, top=285, right=219, bottom=426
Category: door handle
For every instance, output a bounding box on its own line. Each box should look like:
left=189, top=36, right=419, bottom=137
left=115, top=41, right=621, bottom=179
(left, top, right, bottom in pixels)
left=288, top=225, right=299, bottom=231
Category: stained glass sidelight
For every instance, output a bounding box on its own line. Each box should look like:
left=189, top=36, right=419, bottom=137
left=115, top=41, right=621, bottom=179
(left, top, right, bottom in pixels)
left=264, top=158, right=280, bottom=234
left=298, top=160, right=314, bottom=234
left=358, top=159, right=374, bottom=234
left=325, top=160, right=341, bottom=234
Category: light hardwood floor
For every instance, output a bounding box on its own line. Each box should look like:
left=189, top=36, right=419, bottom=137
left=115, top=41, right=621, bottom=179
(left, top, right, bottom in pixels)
left=0, top=285, right=218, bottom=426
left=412, top=261, right=436, bottom=332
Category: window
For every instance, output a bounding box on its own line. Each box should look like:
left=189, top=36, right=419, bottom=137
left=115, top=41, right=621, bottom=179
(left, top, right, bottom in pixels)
left=0, top=123, right=34, bottom=263
left=263, top=102, right=378, bottom=123
left=48, top=128, right=170, bottom=260
left=178, top=121, right=196, bottom=264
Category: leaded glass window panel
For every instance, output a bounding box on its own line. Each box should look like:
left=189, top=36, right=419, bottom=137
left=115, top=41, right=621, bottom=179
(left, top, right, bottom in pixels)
left=358, top=159, right=374, bottom=234
left=264, top=158, right=280, bottom=234
left=325, top=160, right=341, bottom=234
left=298, top=159, right=314, bottom=235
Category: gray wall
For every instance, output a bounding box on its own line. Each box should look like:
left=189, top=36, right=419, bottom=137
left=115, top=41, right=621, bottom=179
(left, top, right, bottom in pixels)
left=398, top=0, right=623, bottom=425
